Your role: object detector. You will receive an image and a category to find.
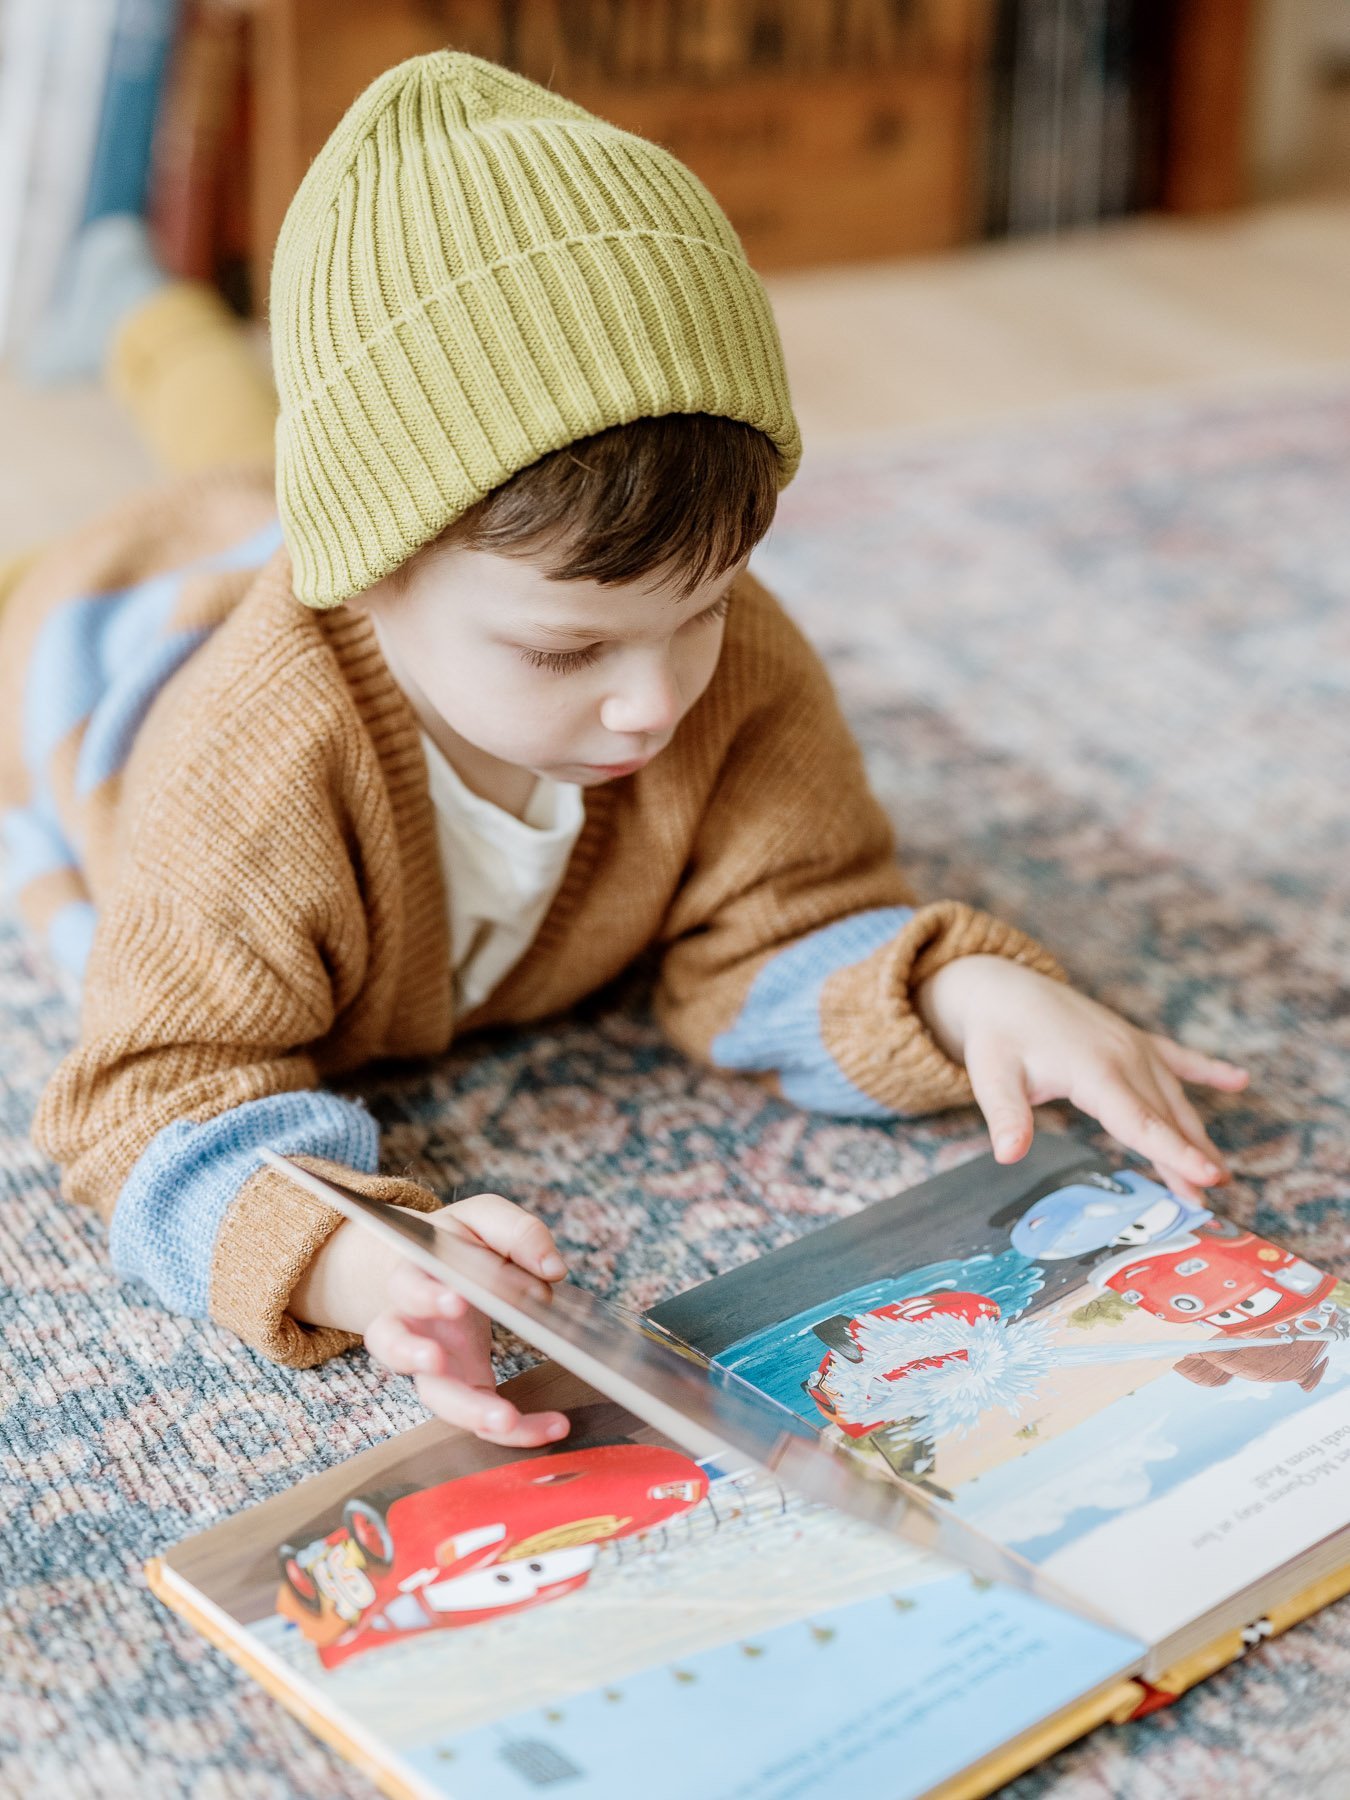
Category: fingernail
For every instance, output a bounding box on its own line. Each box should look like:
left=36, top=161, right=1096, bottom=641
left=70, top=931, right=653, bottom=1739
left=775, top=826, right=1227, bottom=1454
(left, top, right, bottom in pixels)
left=417, top=1345, right=439, bottom=1371
left=436, top=1291, right=463, bottom=1316
left=996, top=1134, right=1020, bottom=1159
left=546, top=1419, right=568, bottom=1439
left=541, top=1253, right=566, bottom=1279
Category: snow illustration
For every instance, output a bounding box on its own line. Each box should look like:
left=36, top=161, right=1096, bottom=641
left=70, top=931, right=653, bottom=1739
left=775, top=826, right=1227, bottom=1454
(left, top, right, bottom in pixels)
left=803, top=1297, right=1350, bottom=1446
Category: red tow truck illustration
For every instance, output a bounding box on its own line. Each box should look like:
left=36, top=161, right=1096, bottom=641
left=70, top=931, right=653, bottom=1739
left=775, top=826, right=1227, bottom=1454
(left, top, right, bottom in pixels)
left=1089, top=1218, right=1342, bottom=1339
left=803, top=1291, right=1001, bottom=1438
left=275, top=1443, right=708, bottom=1668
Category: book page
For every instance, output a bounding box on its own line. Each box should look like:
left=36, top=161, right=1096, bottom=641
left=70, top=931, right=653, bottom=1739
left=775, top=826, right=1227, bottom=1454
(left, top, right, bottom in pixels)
left=649, top=1134, right=1350, bottom=1645
left=160, top=1366, right=1138, bottom=1799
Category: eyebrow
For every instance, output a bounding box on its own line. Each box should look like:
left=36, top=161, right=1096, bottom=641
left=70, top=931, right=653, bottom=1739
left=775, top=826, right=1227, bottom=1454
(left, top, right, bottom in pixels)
left=518, top=584, right=735, bottom=643
left=523, top=620, right=615, bottom=643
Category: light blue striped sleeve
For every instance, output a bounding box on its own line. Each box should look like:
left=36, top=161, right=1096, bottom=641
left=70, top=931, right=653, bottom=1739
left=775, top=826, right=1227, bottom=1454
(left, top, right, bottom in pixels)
left=107, top=1089, right=378, bottom=1317
left=2, top=516, right=283, bottom=980
left=710, top=906, right=916, bottom=1117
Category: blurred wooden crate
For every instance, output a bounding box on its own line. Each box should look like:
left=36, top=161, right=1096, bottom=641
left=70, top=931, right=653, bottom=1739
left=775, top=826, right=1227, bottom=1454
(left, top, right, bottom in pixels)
left=248, top=0, right=993, bottom=302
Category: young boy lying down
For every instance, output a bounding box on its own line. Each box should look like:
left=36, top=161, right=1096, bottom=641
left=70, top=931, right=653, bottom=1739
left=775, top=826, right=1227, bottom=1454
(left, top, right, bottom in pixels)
left=0, top=53, right=1246, bottom=1448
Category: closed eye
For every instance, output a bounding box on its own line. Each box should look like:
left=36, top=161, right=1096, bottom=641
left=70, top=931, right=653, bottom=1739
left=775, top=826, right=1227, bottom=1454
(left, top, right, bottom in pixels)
left=518, top=592, right=732, bottom=676
left=519, top=643, right=602, bottom=674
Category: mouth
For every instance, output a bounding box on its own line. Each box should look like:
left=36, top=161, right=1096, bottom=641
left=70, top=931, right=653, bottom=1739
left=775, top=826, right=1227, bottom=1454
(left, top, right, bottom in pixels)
left=580, top=757, right=650, bottom=778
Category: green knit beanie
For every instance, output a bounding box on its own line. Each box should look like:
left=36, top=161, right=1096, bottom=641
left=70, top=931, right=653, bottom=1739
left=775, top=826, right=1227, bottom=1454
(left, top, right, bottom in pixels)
left=270, top=51, right=801, bottom=608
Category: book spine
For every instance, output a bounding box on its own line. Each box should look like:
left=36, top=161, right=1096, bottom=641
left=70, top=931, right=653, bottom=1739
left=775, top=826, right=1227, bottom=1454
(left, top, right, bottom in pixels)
left=1097, top=0, right=1134, bottom=219
left=211, top=17, right=251, bottom=313
left=0, top=0, right=54, bottom=343
left=2, top=0, right=119, bottom=354
left=1126, top=0, right=1173, bottom=213
left=81, top=0, right=181, bottom=223
left=981, top=0, right=1019, bottom=236
left=147, top=0, right=245, bottom=282
left=1067, top=0, right=1107, bottom=229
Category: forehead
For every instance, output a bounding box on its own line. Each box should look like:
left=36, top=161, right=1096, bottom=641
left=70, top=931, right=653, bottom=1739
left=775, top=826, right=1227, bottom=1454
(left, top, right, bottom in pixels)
left=413, top=542, right=736, bottom=622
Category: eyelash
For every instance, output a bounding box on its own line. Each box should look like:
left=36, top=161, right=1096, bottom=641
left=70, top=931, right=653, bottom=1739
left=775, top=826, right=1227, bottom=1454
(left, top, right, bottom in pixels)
left=518, top=592, right=732, bottom=674
left=520, top=644, right=602, bottom=674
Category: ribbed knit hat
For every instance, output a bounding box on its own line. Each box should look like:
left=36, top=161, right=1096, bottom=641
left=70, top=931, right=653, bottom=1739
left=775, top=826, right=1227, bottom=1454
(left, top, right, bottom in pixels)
left=270, top=51, right=801, bottom=607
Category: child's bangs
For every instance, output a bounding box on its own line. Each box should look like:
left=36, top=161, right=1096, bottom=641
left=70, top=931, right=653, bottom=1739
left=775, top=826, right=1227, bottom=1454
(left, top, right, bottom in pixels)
left=426, top=414, right=782, bottom=595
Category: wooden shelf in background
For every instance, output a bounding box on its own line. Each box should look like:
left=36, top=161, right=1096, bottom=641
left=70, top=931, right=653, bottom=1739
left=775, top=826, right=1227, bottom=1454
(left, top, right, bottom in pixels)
left=1164, top=0, right=1256, bottom=214
left=246, top=0, right=993, bottom=310
left=240, top=0, right=1257, bottom=319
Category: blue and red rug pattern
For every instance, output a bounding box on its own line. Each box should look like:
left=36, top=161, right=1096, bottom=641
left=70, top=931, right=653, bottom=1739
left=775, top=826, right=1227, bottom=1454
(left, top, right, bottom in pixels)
left=2, top=382, right=1348, bottom=1797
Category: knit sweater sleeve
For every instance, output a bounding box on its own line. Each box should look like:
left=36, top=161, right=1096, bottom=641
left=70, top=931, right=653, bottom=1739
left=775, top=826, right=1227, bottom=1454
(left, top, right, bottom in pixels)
left=654, top=578, right=1065, bottom=1116
left=31, top=677, right=440, bottom=1371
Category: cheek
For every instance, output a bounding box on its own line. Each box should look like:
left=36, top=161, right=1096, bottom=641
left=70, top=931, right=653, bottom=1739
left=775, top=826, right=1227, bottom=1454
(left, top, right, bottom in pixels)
left=432, top=649, right=594, bottom=748
left=678, top=623, right=726, bottom=706
left=415, top=641, right=503, bottom=726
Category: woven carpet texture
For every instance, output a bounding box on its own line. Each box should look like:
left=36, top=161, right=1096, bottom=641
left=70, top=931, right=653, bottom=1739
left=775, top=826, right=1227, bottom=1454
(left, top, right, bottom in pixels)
left=2, top=381, right=1348, bottom=1797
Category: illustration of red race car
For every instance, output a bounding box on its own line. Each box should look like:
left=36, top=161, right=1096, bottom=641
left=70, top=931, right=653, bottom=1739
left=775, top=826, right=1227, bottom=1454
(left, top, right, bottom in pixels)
left=1089, top=1218, right=1341, bottom=1338
left=803, top=1291, right=1001, bottom=1437
left=275, top=1443, right=708, bottom=1668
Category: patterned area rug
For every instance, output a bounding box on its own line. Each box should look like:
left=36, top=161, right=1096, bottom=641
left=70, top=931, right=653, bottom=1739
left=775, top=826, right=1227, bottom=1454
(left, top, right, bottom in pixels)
left=3, top=381, right=1348, bottom=1799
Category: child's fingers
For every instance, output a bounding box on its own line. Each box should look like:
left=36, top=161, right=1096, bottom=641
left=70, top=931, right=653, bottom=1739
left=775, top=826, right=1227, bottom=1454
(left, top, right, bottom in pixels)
left=1148, top=1034, right=1250, bottom=1093
left=965, top=1043, right=1034, bottom=1163
left=387, top=1259, right=468, bottom=1322
left=1089, top=1079, right=1224, bottom=1188
left=365, top=1309, right=494, bottom=1387
left=1151, top=1162, right=1209, bottom=1204
left=1150, top=1064, right=1230, bottom=1183
left=441, top=1192, right=568, bottom=1281
left=365, top=1308, right=568, bottom=1446
left=413, top=1372, right=571, bottom=1447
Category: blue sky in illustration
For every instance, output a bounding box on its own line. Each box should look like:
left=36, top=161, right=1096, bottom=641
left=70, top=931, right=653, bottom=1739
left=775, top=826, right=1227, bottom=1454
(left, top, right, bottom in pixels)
left=954, top=1340, right=1350, bottom=1561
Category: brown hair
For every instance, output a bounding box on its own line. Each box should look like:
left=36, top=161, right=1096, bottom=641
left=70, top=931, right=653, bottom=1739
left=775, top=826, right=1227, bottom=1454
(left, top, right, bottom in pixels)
left=396, top=413, right=781, bottom=597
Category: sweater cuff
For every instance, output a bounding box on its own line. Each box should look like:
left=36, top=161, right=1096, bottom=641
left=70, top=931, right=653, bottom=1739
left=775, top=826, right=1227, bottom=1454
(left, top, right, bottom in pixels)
left=209, top=1155, right=443, bottom=1369
left=819, top=900, right=1066, bottom=1115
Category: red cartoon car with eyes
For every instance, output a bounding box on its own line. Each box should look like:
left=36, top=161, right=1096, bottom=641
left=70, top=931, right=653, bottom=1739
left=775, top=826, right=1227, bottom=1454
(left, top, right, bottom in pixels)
left=1089, top=1218, right=1341, bottom=1339
left=276, top=1443, right=708, bottom=1668
left=803, top=1291, right=1002, bottom=1438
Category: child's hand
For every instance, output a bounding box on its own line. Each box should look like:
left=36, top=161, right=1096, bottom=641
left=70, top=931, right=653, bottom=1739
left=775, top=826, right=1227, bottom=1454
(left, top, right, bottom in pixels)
left=915, top=956, right=1250, bottom=1199
left=363, top=1196, right=573, bottom=1448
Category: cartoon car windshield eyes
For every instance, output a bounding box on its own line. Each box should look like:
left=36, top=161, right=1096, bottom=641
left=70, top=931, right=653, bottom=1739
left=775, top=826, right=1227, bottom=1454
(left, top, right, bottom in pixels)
left=1009, top=1169, right=1212, bottom=1262
left=274, top=1444, right=709, bottom=1670
left=421, top=1545, right=600, bottom=1614
left=1204, top=1290, right=1283, bottom=1328
left=1113, top=1196, right=1197, bottom=1245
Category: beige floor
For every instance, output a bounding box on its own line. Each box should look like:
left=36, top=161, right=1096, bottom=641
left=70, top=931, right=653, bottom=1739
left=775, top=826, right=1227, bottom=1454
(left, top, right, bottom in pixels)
left=3, top=198, right=1350, bottom=561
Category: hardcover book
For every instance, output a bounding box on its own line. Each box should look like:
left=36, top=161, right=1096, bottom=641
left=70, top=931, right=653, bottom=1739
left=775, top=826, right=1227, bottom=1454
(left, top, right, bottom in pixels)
left=148, top=1135, right=1350, bottom=1799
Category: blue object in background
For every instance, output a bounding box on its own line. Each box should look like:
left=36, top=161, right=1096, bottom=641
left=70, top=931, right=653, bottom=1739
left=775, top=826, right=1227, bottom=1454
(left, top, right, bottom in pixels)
left=81, top=0, right=179, bottom=223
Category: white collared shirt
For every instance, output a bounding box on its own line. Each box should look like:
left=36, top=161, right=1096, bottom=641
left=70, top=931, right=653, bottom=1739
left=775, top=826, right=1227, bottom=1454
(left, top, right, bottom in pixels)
left=421, top=733, right=585, bottom=1015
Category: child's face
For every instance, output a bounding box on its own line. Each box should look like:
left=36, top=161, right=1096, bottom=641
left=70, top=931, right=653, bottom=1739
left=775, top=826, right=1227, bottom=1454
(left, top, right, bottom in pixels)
left=361, top=541, right=743, bottom=787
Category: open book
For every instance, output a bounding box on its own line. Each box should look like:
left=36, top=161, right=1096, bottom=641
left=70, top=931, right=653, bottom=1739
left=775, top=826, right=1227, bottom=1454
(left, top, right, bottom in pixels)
left=148, top=1135, right=1350, bottom=1799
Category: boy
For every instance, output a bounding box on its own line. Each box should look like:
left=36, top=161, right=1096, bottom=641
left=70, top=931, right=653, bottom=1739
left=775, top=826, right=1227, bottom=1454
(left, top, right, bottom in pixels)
left=0, top=53, right=1246, bottom=1450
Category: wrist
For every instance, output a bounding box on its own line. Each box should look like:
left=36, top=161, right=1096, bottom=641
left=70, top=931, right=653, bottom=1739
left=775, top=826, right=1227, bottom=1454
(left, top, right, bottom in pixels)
left=290, top=1218, right=401, bottom=1336
left=913, top=954, right=1007, bottom=1064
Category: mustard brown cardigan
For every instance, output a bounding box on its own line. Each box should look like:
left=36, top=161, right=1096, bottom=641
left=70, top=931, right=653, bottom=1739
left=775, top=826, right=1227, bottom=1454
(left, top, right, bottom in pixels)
left=0, top=468, right=1060, bottom=1368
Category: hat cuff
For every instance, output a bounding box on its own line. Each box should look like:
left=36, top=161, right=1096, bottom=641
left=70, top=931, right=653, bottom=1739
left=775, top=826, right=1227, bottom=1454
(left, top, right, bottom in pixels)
left=276, top=230, right=801, bottom=608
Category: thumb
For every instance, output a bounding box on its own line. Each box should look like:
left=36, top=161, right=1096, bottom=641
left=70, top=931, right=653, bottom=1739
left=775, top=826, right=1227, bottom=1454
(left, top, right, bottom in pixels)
left=966, top=1040, right=1034, bottom=1163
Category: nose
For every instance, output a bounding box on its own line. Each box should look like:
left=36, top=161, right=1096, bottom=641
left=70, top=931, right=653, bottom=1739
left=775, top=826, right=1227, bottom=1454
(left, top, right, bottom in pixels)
left=599, top=655, right=683, bottom=739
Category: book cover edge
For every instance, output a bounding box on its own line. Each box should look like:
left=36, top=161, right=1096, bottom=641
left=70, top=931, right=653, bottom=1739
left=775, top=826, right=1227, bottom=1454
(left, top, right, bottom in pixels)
left=145, top=1556, right=428, bottom=1800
